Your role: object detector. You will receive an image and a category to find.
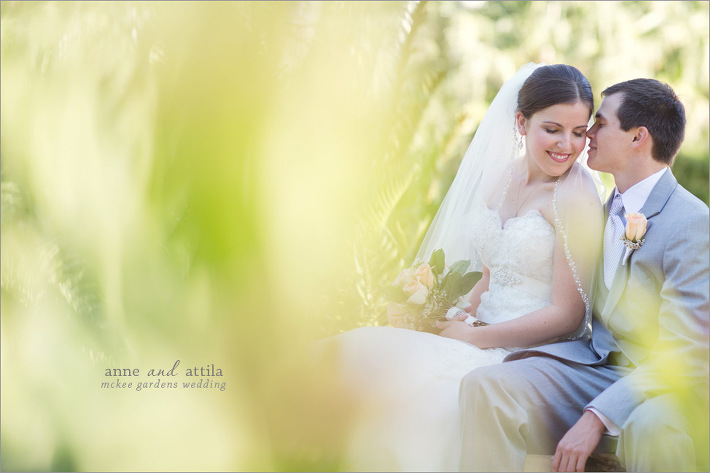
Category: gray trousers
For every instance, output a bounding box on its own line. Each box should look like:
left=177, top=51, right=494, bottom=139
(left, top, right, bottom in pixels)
left=459, top=356, right=703, bottom=472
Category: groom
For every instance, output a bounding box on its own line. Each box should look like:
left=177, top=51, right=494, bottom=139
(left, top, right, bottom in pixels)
left=458, top=78, right=709, bottom=472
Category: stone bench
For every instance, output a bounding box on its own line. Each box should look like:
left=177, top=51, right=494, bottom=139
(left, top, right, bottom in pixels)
left=524, top=453, right=625, bottom=472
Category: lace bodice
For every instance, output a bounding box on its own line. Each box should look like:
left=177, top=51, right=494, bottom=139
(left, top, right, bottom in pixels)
left=471, top=207, right=556, bottom=324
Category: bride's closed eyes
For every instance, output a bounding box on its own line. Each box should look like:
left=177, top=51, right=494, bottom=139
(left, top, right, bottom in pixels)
left=544, top=128, right=585, bottom=138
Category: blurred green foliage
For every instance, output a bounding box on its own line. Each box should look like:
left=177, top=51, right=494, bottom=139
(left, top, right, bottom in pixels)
left=1, top=1, right=708, bottom=471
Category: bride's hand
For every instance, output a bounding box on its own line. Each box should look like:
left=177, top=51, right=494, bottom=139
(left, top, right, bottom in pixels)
left=437, top=315, right=493, bottom=347
left=436, top=314, right=472, bottom=342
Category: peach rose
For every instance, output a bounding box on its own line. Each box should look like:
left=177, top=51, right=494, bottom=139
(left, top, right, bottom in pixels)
left=403, top=279, right=429, bottom=305
left=625, top=213, right=647, bottom=242
left=394, top=267, right=416, bottom=288
left=415, top=263, right=435, bottom=289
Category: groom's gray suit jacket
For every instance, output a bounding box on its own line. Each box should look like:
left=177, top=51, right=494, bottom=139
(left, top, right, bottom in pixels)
left=505, top=168, right=710, bottom=429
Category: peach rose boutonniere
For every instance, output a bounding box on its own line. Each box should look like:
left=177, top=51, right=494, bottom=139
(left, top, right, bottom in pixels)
left=621, top=212, right=647, bottom=265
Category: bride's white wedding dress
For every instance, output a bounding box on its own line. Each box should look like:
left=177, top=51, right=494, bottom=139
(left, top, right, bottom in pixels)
left=329, top=203, right=557, bottom=471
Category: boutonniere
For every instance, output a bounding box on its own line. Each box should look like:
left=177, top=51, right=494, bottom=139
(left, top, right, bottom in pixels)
left=621, top=212, right=647, bottom=265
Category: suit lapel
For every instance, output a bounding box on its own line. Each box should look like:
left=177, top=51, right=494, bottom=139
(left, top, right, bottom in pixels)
left=638, top=168, right=677, bottom=219
left=600, top=169, right=678, bottom=320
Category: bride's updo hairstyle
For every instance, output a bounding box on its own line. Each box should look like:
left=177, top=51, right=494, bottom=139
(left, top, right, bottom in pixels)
left=517, top=64, right=594, bottom=119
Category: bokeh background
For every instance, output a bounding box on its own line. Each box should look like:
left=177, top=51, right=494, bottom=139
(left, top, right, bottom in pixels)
left=2, top=1, right=708, bottom=471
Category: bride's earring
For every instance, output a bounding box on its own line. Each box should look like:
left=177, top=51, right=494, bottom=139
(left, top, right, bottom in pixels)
left=513, top=120, right=523, bottom=150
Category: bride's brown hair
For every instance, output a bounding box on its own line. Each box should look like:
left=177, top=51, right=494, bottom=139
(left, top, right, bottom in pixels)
left=517, top=64, right=594, bottom=119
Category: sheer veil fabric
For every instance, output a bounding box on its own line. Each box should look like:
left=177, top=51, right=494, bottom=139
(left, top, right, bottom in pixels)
left=415, top=62, right=604, bottom=340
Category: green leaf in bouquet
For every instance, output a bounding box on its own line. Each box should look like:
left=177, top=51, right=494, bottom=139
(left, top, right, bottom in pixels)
left=441, top=270, right=462, bottom=299
left=429, top=248, right=445, bottom=276
left=451, top=271, right=480, bottom=299
left=447, top=259, right=471, bottom=277
left=384, top=285, right=409, bottom=303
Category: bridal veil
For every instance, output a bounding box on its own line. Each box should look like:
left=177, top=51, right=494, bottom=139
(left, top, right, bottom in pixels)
left=415, top=62, right=604, bottom=339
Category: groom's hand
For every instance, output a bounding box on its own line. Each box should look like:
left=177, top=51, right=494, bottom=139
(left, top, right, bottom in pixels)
left=552, top=410, right=605, bottom=472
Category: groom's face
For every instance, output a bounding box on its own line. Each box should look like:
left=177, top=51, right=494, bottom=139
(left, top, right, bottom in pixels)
left=586, top=93, right=634, bottom=174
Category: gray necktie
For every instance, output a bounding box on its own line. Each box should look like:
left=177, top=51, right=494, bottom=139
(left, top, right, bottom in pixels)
left=603, top=193, right=626, bottom=288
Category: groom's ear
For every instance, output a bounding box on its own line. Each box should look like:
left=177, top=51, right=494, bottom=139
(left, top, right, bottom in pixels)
left=630, top=126, right=651, bottom=147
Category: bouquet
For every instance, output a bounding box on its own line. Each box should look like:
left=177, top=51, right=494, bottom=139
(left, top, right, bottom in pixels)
left=384, top=249, right=483, bottom=333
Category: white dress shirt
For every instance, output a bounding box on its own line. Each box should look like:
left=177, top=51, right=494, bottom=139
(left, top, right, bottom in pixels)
left=615, top=167, right=668, bottom=215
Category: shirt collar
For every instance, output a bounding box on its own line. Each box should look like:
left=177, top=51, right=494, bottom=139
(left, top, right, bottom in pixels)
left=613, top=167, right=668, bottom=214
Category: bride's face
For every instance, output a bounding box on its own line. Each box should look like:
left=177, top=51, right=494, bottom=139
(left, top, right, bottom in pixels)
left=517, top=100, right=590, bottom=177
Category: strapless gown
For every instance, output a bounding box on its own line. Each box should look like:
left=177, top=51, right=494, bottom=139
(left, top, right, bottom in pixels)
left=326, top=208, right=556, bottom=471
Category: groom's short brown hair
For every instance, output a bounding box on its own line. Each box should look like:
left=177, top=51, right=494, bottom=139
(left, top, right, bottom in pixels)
left=602, top=79, right=686, bottom=165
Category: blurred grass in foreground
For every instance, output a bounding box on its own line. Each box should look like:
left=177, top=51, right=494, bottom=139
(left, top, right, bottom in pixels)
left=1, top=2, right=376, bottom=470
left=1, top=2, right=708, bottom=471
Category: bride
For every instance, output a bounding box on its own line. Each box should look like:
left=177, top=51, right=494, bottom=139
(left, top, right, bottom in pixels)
left=320, top=63, right=604, bottom=471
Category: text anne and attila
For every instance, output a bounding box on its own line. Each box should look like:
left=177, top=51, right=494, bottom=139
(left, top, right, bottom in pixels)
left=104, top=360, right=223, bottom=377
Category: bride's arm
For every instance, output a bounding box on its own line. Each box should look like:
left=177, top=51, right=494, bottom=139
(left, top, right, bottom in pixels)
left=441, top=240, right=585, bottom=348
left=465, top=265, right=490, bottom=315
